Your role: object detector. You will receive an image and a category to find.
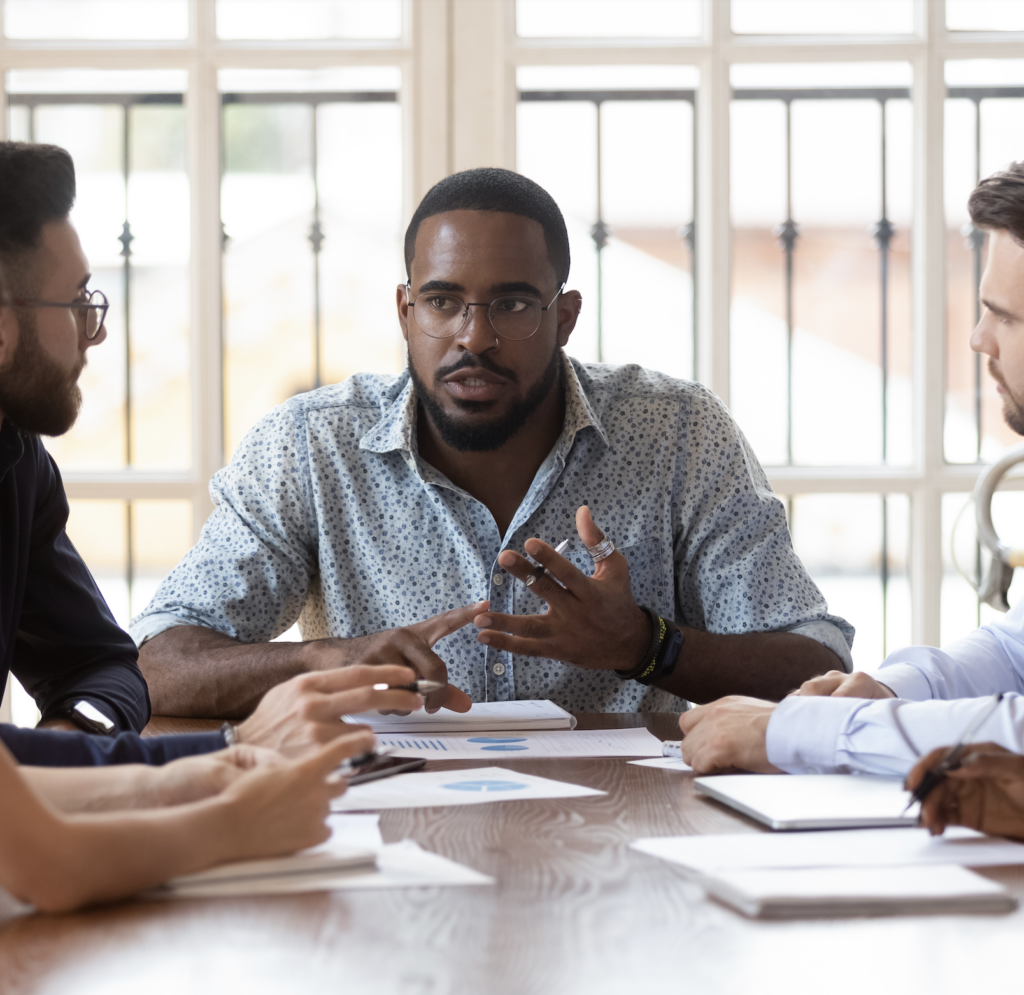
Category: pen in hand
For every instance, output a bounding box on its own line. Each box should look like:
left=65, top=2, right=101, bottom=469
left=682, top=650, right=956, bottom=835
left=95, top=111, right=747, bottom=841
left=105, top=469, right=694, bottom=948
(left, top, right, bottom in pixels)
left=903, top=692, right=1004, bottom=814
left=372, top=680, right=445, bottom=694
left=525, top=538, right=570, bottom=587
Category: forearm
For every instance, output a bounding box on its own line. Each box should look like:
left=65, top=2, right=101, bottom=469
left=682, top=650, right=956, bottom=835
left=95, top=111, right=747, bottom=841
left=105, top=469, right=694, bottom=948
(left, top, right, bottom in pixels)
left=6, top=800, right=238, bottom=912
left=21, top=765, right=163, bottom=812
left=654, top=629, right=842, bottom=703
left=140, top=626, right=325, bottom=718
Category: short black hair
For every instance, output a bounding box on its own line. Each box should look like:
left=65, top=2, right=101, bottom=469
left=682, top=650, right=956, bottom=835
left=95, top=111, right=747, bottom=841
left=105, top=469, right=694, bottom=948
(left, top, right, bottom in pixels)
left=969, top=160, right=1024, bottom=246
left=0, top=142, right=77, bottom=298
left=404, top=167, right=570, bottom=285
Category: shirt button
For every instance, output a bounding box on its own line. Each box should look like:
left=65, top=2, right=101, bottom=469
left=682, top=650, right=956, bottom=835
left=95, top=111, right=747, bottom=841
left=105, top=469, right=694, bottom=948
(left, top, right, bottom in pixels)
left=492, top=573, right=504, bottom=586
left=492, top=662, right=506, bottom=676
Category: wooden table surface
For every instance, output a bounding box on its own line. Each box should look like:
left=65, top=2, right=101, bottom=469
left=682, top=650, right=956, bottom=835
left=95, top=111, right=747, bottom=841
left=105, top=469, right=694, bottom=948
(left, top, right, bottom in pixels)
left=4, top=713, right=1024, bottom=995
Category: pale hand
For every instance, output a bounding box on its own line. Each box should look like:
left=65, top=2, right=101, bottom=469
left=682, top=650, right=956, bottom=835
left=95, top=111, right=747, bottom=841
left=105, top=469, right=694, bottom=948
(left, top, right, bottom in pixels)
left=302, top=602, right=488, bottom=712
left=908, top=743, right=1024, bottom=839
left=148, top=745, right=282, bottom=807
left=236, top=664, right=426, bottom=757
left=678, top=696, right=782, bottom=774
left=473, top=507, right=649, bottom=671
left=218, top=730, right=375, bottom=861
left=796, top=670, right=896, bottom=699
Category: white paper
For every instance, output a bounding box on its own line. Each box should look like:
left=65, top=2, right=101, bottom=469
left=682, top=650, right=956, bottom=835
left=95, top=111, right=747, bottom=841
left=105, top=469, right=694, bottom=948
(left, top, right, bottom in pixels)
left=702, top=864, right=1015, bottom=918
left=629, top=756, right=694, bottom=771
left=374, top=726, right=663, bottom=760
left=314, top=813, right=384, bottom=852
left=345, top=698, right=576, bottom=732
left=631, top=825, right=1024, bottom=873
left=333, top=765, right=605, bottom=811
left=157, top=841, right=492, bottom=899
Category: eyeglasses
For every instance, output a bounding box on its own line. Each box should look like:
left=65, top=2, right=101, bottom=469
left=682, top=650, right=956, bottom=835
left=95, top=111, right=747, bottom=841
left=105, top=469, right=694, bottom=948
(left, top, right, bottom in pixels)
left=11, top=289, right=109, bottom=341
left=407, top=283, right=565, bottom=341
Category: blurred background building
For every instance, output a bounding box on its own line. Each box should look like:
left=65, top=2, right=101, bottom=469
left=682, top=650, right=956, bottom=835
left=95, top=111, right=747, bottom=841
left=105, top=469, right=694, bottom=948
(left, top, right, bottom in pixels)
left=2, top=0, right=1024, bottom=722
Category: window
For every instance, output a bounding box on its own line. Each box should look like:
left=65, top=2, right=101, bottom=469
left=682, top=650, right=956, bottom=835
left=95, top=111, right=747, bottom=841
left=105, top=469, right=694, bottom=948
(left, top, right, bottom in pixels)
left=4, top=1, right=1024, bottom=720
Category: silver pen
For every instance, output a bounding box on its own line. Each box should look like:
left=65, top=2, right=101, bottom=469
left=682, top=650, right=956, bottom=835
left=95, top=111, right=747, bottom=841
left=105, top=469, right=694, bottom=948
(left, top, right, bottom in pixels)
left=525, top=538, right=570, bottom=587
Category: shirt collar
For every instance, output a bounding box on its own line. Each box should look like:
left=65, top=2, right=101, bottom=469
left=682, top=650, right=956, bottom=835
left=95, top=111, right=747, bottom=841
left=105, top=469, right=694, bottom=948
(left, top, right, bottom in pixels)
left=358, top=352, right=610, bottom=456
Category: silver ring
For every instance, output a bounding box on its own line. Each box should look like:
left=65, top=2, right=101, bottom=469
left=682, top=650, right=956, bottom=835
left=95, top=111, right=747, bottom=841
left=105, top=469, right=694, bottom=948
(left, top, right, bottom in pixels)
left=586, top=537, right=615, bottom=563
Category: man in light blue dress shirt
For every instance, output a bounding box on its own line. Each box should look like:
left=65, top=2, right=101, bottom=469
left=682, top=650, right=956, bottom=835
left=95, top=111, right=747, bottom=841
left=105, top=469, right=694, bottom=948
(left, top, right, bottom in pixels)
left=680, top=161, right=1024, bottom=778
left=132, top=168, right=852, bottom=722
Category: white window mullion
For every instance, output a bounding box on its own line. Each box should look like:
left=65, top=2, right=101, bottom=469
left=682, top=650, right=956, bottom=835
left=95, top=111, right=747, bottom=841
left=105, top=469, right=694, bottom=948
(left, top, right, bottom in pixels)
left=909, top=0, right=947, bottom=647
left=189, top=0, right=222, bottom=540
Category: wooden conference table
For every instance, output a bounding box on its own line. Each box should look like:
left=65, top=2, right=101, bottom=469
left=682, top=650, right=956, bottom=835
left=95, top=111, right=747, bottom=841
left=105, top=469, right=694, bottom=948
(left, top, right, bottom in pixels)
left=3, top=713, right=1024, bottom=995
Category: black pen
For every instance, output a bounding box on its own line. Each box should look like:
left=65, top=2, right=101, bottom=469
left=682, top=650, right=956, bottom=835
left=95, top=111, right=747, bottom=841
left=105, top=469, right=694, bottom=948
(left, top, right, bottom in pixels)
left=903, top=692, right=1004, bottom=813
left=372, top=679, right=444, bottom=694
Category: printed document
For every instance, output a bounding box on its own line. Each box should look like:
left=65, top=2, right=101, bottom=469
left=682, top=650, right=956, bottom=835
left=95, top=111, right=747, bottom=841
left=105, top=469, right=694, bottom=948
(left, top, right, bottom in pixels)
left=345, top=698, right=576, bottom=733
left=333, top=765, right=605, bottom=811
left=376, top=726, right=662, bottom=760
left=629, top=757, right=694, bottom=772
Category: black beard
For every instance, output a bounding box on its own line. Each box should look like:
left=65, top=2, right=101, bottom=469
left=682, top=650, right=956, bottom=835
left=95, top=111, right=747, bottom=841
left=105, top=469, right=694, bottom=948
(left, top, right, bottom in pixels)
left=409, top=347, right=563, bottom=453
left=990, top=358, right=1024, bottom=436
left=0, top=312, right=82, bottom=437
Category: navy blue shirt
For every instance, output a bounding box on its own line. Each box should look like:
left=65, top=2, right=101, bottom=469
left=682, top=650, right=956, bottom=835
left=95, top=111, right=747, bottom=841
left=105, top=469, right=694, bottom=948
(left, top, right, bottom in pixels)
left=0, top=420, right=150, bottom=732
left=0, top=723, right=224, bottom=765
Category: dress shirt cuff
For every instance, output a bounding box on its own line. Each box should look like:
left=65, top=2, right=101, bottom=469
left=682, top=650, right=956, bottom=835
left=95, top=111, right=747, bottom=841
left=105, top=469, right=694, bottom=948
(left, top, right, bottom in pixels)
left=128, top=612, right=199, bottom=648
left=785, top=619, right=854, bottom=672
left=765, top=695, right=864, bottom=774
left=872, top=662, right=932, bottom=700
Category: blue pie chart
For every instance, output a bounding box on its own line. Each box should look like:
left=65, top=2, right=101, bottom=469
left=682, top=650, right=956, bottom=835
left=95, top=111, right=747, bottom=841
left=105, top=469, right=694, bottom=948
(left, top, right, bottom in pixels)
left=443, top=780, right=528, bottom=792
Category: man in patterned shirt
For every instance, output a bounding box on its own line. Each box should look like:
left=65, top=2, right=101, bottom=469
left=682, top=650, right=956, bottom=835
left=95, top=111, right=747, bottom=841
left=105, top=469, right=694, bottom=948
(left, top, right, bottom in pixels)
left=133, top=168, right=853, bottom=720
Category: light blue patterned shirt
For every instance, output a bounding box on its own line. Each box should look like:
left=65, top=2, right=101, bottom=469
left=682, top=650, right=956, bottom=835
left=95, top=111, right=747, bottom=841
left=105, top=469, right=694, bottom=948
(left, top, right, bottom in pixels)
left=131, top=356, right=853, bottom=713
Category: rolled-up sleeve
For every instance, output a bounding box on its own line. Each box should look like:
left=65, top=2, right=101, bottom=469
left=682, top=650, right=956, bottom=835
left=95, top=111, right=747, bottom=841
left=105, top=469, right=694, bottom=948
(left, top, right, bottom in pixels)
left=130, top=402, right=318, bottom=646
left=673, top=387, right=854, bottom=669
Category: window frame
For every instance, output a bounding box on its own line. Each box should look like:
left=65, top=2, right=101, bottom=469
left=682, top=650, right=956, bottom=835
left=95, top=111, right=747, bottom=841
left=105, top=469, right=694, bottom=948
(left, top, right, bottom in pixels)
left=3, top=0, right=1024, bottom=721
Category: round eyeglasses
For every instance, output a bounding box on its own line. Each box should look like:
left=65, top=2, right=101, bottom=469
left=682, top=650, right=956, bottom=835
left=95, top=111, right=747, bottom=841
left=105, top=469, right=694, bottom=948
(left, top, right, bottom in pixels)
left=11, top=288, right=109, bottom=341
left=407, top=283, right=565, bottom=341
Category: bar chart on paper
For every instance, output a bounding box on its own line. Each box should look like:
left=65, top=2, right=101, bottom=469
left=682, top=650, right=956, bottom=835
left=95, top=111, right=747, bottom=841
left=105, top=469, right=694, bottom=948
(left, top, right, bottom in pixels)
left=375, top=727, right=663, bottom=760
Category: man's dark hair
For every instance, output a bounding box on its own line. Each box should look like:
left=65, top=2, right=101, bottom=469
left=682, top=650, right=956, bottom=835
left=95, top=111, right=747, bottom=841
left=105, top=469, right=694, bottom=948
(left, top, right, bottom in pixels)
left=969, top=160, right=1024, bottom=246
left=404, top=167, right=570, bottom=285
left=0, top=141, right=76, bottom=298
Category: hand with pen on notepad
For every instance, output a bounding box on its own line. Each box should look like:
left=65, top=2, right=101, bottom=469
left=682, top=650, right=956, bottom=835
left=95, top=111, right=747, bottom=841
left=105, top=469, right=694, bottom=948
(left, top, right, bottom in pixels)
left=907, top=742, right=1024, bottom=839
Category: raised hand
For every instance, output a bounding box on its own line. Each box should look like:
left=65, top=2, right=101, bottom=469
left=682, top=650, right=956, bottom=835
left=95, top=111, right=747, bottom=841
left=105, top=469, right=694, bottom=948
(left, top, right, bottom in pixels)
left=473, top=507, right=649, bottom=671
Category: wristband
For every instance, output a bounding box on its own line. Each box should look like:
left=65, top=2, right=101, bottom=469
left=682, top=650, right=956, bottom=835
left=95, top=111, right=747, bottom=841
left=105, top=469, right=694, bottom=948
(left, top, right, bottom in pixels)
left=614, top=606, right=665, bottom=683
left=614, top=608, right=684, bottom=686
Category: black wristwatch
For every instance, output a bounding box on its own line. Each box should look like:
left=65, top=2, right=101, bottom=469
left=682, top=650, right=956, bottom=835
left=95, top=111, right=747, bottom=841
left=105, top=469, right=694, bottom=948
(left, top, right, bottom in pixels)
left=58, top=700, right=117, bottom=737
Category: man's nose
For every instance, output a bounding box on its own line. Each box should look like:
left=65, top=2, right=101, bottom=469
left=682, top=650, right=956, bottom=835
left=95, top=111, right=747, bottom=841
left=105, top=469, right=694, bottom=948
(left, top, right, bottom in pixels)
left=455, top=302, right=498, bottom=353
left=970, top=314, right=996, bottom=357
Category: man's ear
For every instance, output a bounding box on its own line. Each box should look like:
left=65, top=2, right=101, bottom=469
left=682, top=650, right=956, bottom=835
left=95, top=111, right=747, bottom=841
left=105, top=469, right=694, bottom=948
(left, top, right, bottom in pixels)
left=556, top=290, right=582, bottom=348
left=396, top=282, right=411, bottom=343
left=0, top=306, right=19, bottom=368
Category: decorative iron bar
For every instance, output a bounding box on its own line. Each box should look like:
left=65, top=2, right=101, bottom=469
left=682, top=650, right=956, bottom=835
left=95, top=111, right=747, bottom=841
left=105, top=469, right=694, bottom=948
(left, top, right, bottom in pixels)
left=519, top=89, right=697, bottom=369
left=220, top=90, right=397, bottom=389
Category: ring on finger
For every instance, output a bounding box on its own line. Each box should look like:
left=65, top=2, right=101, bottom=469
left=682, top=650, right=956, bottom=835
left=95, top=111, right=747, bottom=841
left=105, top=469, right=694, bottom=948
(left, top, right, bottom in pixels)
left=586, top=536, right=615, bottom=563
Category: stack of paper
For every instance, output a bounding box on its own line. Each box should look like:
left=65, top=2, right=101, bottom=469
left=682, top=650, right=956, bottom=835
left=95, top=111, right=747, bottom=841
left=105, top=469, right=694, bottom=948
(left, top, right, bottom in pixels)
left=701, top=865, right=1015, bottom=919
left=345, top=698, right=576, bottom=732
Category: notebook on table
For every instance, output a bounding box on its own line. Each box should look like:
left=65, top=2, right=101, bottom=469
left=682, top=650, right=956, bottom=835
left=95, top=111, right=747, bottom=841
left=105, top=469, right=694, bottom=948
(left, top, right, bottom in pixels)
left=694, top=774, right=920, bottom=830
left=701, top=864, right=1016, bottom=919
left=345, top=699, right=577, bottom=733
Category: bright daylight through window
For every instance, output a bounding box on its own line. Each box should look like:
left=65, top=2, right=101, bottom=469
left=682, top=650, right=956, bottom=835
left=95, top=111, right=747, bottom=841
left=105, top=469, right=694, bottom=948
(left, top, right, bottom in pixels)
left=3, top=0, right=1024, bottom=718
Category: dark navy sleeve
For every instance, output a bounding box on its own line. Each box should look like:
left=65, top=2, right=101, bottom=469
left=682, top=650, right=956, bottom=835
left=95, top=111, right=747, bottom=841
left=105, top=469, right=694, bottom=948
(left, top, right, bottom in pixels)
left=13, top=441, right=150, bottom=732
left=0, top=723, right=226, bottom=766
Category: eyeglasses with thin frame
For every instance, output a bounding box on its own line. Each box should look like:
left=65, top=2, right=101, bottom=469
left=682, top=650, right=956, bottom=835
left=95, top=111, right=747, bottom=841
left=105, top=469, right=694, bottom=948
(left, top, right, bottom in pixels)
left=11, top=289, right=109, bottom=341
left=407, top=283, right=565, bottom=341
